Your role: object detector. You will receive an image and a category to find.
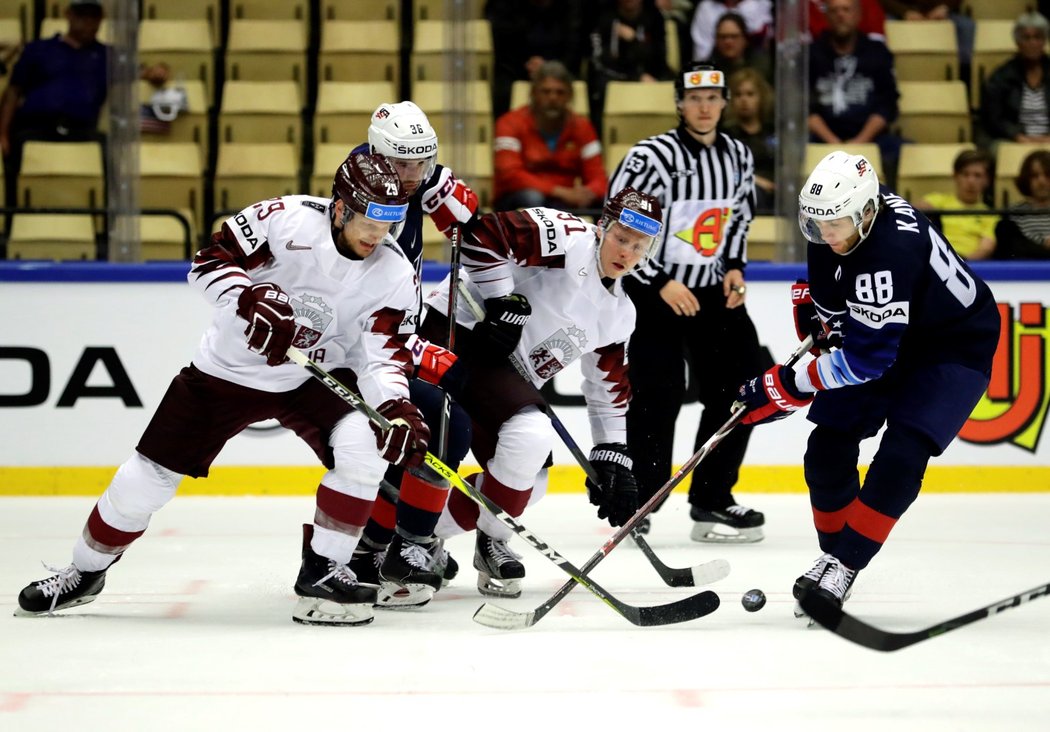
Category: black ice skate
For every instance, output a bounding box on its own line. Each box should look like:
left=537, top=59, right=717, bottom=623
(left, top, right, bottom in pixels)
left=16, top=563, right=107, bottom=617
left=793, top=552, right=833, bottom=619
left=377, top=534, right=443, bottom=609
left=795, top=555, right=858, bottom=627
left=428, top=538, right=458, bottom=587
left=349, top=544, right=384, bottom=587
left=474, top=531, right=525, bottom=598
left=689, top=503, right=765, bottom=543
left=293, top=525, right=377, bottom=626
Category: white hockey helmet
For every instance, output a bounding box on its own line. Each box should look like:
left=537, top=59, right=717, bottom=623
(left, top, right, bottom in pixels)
left=368, top=101, right=438, bottom=181
left=798, top=151, right=881, bottom=248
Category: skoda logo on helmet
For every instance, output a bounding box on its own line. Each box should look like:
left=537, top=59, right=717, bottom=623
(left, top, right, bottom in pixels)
left=800, top=204, right=838, bottom=216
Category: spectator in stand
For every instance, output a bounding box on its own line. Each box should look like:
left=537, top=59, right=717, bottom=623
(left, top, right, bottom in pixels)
left=723, top=67, right=776, bottom=212
left=916, top=149, right=999, bottom=260
left=492, top=60, right=608, bottom=211
left=810, top=0, right=886, bottom=40
left=0, top=0, right=108, bottom=206
left=486, top=0, right=586, bottom=118
left=878, top=1, right=974, bottom=77
left=980, top=12, right=1050, bottom=147
left=809, top=0, right=902, bottom=182
left=588, top=0, right=674, bottom=134
left=995, top=149, right=1050, bottom=260
left=690, top=0, right=772, bottom=62
left=706, top=12, right=773, bottom=84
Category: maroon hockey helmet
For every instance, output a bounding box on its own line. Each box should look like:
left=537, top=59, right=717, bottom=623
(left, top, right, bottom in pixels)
left=331, top=152, right=410, bottom=238
left=600, top=186, right=664, bottom=260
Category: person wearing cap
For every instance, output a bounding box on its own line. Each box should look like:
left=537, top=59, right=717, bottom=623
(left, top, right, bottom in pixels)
left=0, top=0, right=108, bottom=205
left=412, top=187, right=663, bottom=599
left=607, top=62, right=771, bottom=544
left=14, top=153, right=431, bottom=627
left=735, top=150, right=999, bottom=619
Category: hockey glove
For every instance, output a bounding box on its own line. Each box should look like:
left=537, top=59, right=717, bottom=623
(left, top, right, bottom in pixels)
left=586, top=443, right=639, bottom=527
left=236, top=282, right=296, bottom=366
left=405, top=334, right=467, bottom=400
left=791, top=280, right=840, bottom=355
left=372, top=398, right=431, bottom=468
left=472, top=293, right=531, bottom=361
left=736, top=365, right=814, bottom=426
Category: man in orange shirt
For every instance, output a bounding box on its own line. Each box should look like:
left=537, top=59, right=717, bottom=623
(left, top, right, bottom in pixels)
left=493, top=60, right=608, bottom=211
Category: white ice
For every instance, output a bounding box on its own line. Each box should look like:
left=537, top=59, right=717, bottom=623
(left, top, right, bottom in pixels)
left=1, top=493, right=1048, bottom=731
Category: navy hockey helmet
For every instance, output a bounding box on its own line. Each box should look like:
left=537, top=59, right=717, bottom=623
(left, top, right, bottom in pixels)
left=332, top=152, right=410, bottom=239
left=601, top=186, right=664, bottom=259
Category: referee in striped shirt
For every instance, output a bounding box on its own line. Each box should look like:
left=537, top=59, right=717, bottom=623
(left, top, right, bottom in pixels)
left=608, top=63, right=771, bottom=543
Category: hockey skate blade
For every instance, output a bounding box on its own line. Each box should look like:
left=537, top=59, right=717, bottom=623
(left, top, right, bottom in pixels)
left=472, top=602, right=535, bottom=630
left=375, top=582, right=434, bottom=610
left=14, top=593, right=102, bottom=617
left=691, top=558, right=732, bottom=586
left=292, top=597, right=374, bottom=626
left=690, top=522, right=764, bottom=544
left=476, top=573, right=522, bottom=599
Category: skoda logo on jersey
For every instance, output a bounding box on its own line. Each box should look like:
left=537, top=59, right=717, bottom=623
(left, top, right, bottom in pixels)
left=619, top=209, right=661, bottom=237
left=365, top=201, right=408, bottom=223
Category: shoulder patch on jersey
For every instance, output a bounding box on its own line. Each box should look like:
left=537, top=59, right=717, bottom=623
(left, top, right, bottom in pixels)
left=525, top=207, right=569, bottom=256
left=301, top=200, right=328, bottom=214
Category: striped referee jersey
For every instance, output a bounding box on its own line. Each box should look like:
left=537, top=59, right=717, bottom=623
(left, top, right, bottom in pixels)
left=607, top=126, right=756, bottom=290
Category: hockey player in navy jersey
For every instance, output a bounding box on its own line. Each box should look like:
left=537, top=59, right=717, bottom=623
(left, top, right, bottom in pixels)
left=736, top=151, right=1000, bottom=618
left=15, top=153, right=430, bottom=627
left=345, top=101, right=481, bottom=607
left=416, top=188, right=662, bottom=598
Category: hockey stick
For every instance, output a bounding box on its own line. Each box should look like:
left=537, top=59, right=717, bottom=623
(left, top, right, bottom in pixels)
left=435, top=224, right=462, bottom=461
left=286, top=346, right=720, bottom=627
left=455, top=281, right=720, bottom=588
left=474, top=334, right=814, bottom=629
left=800, top=581, right=1050, bottom=652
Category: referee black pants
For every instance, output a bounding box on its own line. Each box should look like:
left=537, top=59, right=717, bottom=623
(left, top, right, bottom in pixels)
left=626, top=285, right=770, bottom=511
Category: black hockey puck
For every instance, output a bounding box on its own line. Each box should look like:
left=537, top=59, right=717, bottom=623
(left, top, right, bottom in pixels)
left=741, top=589, right=766, bottom=612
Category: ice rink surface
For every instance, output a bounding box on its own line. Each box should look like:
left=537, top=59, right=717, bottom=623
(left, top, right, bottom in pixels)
left=1, top=492, right=1048, bottom=731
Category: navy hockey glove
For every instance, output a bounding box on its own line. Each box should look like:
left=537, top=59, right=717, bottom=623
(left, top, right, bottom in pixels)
left=236, top=282, right=295, bottom=366
left=736, top=365, right=814, bottom=426
left=472, top=293, right=531, bottom=361
left=791, top=280, right=840, bottom=355
left=373, top=398, right=431, bottom=468
left=586, top=443, right=639, bottom=527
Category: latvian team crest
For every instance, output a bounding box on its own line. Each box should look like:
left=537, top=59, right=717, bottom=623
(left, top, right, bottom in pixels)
left=529, top=326, right=588, bottom=379
left=291, top=293, right=334, bottom=348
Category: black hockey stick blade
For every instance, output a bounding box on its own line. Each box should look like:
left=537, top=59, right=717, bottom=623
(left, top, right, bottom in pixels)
left=800, top=582, right=1050, bottom=652
left=630, top=530, right=730, bottom=588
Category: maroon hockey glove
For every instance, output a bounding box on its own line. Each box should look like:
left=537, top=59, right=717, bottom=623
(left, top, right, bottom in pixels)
left=472, top=293, right=531, bottom=361
left=406, top=334, right=468, bottom=400
left=737, top=365, right=814, bottom=426
left=586, top=443, right=639, bottom=527
left=373, top=398, right=431, bottom=468
left=236, top=283, right=296, bottom=366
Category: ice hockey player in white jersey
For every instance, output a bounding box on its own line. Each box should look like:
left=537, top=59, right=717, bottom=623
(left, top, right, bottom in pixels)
left=416, top=188, right=663, bottom=598
left=15, top=152, right=430, bottom=627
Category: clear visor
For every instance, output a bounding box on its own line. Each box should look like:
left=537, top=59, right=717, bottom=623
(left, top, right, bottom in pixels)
left=615, top=208, right=661, bottom=256
left=389, top=156, right=437, bottom=188
left=798, top=211, right=860, bottom=246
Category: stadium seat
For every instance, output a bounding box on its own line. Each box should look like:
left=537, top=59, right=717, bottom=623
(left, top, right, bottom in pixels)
left=311, top=143, right=350, bottom=198
left=213, top=142, right=299, bottom=215
left=747, top=215, right=778, bottom=261
left=963, top=0, right=1030, bottom=21
left=509, top=79, right=590, bottom=116
left=140, top=141, right=204, bottom=235
left=896, top=143, right=976, bottom=201
left=219, top=80, right=302, bottom=145
left=604, top=143, right=636, bottom=177
left=0, top=0, right=33, bottom=42
left=229, top=0, right=308, bottom=20
left=8, top=214, right=96, bottom=260
left=439, top=142, right=494, bottom=209
left=138, top=213, right=197, bottom=260
left=226, top=19, right=307, bottom=85
left=411, top=19, right=492, bottom=82
left=884, top=20, right=958, bottom=82
left=314, top=81, right=397, bottom=145
left=139, top=20, right=215, bottom=98
left=971, top=20, right=1017, bottom=109
left=17, top=140, right=104, bottom=210
left=995, top=142, right=1045, bottom=208
left=897, top=81, right=971, bottom=143
left=414, top=0, right=485, bottom=20
left=319, top=20, right=400, bottom=83
left=412, top=80, right=493, bottom=144
left=138, top=79, right=210, bottom=152
left=142, top=1, right=220, bottom=40
left=804, top=143, right=885, bottom=183
left=602, top=81, right=677, bottom=149
left=665, top=18, right=680, bottom=74
left=322, top=0, right=399, bottom=21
